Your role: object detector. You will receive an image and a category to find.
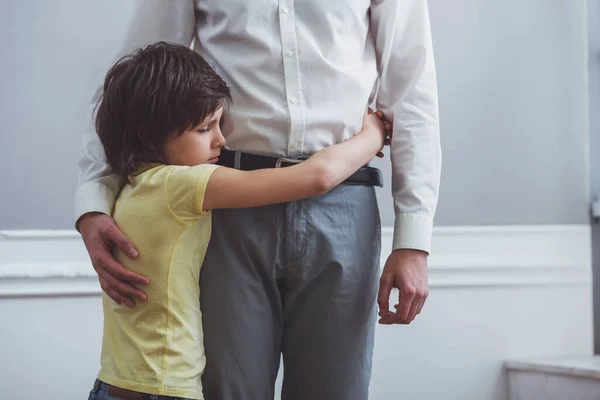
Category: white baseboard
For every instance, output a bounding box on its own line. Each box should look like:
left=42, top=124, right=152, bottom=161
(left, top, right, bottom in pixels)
left=0, top=225, right=592, bottom=296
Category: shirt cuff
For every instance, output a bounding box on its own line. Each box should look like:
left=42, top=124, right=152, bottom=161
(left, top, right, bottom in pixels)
left=392, top=213, right=434, bottom=253
left=74, top=181, right=117, bottom=230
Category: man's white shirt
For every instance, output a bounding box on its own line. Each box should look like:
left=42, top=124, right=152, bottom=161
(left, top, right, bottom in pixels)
left=76, top=0, right=441, bottom=252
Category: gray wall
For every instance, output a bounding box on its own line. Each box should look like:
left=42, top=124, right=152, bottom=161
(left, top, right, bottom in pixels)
left=588, top=0, right=600, bottom=353
left=590, top=2, right=600, bottom=201
left=0, top=0, right=136, bottom=230
left=0, top=0, right=590, bottom=230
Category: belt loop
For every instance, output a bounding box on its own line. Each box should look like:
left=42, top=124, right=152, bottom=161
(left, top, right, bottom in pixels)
left=234, top=151, right=241, bottom=169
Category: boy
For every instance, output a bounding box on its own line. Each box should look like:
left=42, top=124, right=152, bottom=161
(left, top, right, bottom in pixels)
left=87, top=42, right=387, bottom=400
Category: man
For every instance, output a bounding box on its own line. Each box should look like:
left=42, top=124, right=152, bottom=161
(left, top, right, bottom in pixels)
left=76, top=1, right=440, bottom=399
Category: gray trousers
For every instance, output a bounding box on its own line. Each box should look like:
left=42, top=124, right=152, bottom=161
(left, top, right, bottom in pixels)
left=199, top=184, right=381, bottom=400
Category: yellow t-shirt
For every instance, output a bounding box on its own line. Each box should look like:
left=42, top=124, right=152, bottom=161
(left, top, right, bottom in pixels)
left=98, top=163, right=219, bottom=400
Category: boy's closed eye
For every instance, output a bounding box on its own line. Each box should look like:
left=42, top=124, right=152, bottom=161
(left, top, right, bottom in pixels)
left=196, top=120, right=218, bottom=133
left=196, top=115, right=221, bottom=133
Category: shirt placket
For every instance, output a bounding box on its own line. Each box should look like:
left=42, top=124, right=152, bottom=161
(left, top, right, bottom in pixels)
left=278, top=0, right=305, bottom=157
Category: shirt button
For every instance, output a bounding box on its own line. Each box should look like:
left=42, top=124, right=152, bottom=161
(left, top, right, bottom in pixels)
left=286, top=50, right=294, bottom=57
left=289, top=97, right=298, bottom=104
left=282, top=7, right=290, bottom=14
left=292, top=141, right=300, bottom=150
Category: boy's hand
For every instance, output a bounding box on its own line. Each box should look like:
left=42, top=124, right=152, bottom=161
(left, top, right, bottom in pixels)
left=375, top=110, right=393, bottom=158
left=361, top=108, right=392, bottom=158
left=79, top=212, right=149, bottom=307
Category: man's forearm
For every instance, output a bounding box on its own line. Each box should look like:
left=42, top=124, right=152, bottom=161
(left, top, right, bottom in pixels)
left=370, top=0, right=441, bottom=253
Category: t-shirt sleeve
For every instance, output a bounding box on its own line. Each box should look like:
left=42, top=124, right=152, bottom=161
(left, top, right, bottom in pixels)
left=166, top=164, right=220, bottom=222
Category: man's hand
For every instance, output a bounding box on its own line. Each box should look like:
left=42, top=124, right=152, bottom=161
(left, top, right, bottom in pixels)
left=78, top=212, right=148, bottom=307
left=377, top=249, right=429, bottom=325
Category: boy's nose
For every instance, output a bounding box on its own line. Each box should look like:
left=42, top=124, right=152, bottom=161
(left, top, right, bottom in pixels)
left=213, top=128, right=226, bottom=147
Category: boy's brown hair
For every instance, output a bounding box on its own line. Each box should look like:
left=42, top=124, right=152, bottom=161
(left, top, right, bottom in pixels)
left=95, top=41, right=231, bottom=178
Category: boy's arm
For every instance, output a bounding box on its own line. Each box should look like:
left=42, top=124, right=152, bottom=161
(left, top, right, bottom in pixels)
left=76, top=0, right=196, bottom=226
left=203, top=112, right=385, bottom=211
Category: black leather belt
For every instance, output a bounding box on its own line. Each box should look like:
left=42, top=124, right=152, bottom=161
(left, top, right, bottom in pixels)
left=217, top=149, right=383, bottom=188
left=92, top=380, right=149, bottom=400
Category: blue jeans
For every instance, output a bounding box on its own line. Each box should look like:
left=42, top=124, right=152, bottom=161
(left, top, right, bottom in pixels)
left=88, top=379, right=194, bottom=400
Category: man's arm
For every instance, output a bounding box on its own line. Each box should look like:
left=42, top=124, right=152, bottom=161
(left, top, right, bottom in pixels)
left=76, top=0, right=197, bottom=307
left=76, top=0, right=197, bottom=224
left=369, top=0, right=441, bottom=324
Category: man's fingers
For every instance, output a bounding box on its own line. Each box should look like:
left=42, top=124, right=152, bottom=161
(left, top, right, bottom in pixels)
left=105, top=226, right=139, bottom=259
left=378, top=249, right=429, bottom=325
left=404, top=294, right=421, bottom=323
left=377, top=274, right=394, bottom=319
left=394, top=287, right=428, bottom=324
left=98, top=268, right=145, bottom=305
left=79, top=213, right=147, bottom=306
left=96, top=239, right=148, bottom=286
left=416, top=290, right=429, bottom=315
left=108, top=259, right=149, bottom=286
left=385, top=288, right=415, bottom=324
left=397, top=286, right=414, bottom=320
left=98, top=274, right=133, bottom=307
left=98, top=270, right=133, bottom=307
left=92, top=247, right=148, bottom=286
left=378, top=283, right=418, bottom=325
left=96, top=256, right=147, bottom=302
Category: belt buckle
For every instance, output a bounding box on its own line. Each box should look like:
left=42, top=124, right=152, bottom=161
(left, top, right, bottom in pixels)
left=275, top=157, right=303, bottom=168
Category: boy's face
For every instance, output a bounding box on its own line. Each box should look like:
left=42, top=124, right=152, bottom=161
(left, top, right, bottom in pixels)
left=164, top=107, right=225, bottom=166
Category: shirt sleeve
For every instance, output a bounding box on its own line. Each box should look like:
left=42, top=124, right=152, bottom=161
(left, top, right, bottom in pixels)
left=369, top=0, right=442, bottom=253
left=166, top=165, right=221, bottom=222
left=75, top=0, right=197, bottom=228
